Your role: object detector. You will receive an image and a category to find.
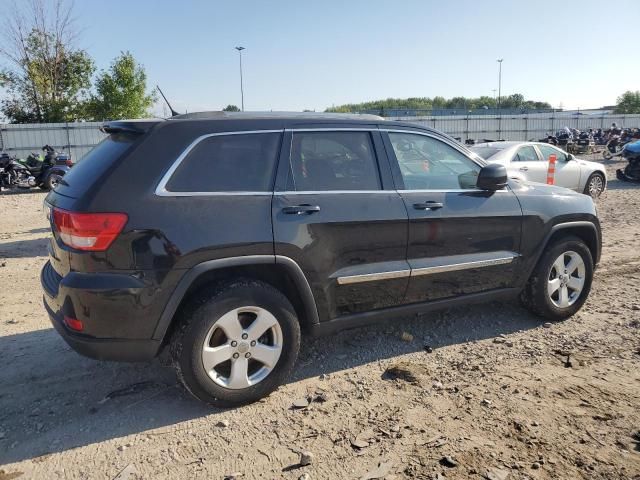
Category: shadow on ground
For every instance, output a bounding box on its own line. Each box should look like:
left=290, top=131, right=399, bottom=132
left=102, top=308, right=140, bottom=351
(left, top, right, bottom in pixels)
left=0, top=299, right=544, bottom=465
left=0, top=238, right=49, bottom=259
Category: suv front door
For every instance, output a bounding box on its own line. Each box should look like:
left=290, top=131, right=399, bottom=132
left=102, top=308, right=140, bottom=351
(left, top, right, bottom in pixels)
left=272, top=128, right=409, bottom=321
left=382, top=130, right=523, bottom=304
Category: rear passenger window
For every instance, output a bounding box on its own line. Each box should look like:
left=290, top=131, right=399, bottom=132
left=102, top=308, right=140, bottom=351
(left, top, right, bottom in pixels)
left=165, top=132, right=281, bottom=192
left=514, top=146, right=539, bottom=162
left=288, top=131, right=381, bottom=191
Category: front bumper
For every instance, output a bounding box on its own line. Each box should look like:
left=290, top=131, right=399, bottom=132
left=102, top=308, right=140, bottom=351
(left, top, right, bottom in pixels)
left=41, top=261, right=162, bottom=361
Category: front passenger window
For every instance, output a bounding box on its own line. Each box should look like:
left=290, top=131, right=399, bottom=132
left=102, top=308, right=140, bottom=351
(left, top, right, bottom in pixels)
left=388, top=132, right=480, bottom=190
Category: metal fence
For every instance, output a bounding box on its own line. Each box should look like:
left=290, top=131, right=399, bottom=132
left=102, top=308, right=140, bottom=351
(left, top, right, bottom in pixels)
left=390, top=113, right=640, bottom=142
left=0, top=122, right=107, bottom=161
left=1, top=113, right=640, bottom=161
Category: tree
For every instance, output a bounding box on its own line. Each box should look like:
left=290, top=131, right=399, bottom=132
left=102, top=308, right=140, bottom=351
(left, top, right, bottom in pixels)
left=86, top=52, right=155, bottom=120
left=325, top=94, right=551, bottom=116
left=222, top=104, right=240, bottom=112
left=614, top=91, right=640, bottom=114
left=0, top=0, right=95, bottom=123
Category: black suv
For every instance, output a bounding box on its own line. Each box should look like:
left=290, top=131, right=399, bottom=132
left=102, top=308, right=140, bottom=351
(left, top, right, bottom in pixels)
left=41, top=113, right=601, bottom=406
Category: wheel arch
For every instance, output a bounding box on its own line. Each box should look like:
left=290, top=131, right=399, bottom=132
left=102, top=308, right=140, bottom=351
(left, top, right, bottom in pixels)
left=153, top=255, right=319, bottom=343
left=542, top=221, right=601, bottom=267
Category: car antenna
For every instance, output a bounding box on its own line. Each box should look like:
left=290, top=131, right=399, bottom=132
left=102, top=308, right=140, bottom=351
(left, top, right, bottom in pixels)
left=156, top=85, right=180, bottom=117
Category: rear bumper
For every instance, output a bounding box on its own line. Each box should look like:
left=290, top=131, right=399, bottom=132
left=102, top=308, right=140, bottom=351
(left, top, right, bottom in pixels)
left=41, top=261, right=162, bottom=361
left=44, top=300, right=161, bottom=361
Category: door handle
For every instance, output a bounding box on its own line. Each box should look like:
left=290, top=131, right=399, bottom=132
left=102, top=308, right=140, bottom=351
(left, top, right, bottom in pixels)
left=413, top=201, right=443, bottom=210
left=282, top=204, right=321, bottom=215
left=519, top=166, right=529, bottom=171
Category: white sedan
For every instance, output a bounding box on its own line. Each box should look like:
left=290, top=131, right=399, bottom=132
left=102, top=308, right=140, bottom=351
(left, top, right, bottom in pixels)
left=470, top=141, right=607, bottom=198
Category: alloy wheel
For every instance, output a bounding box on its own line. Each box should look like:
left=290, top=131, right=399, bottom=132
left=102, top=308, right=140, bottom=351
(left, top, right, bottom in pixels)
left=588, top=175, right=604, bottom=198
left=201, top=306, right=283, bottom=389
left=547, top=251, right=586, bottom=308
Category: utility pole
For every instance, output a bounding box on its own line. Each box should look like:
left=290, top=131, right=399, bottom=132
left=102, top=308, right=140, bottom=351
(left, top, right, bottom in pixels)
left=235, top=46, right=246, bottom=111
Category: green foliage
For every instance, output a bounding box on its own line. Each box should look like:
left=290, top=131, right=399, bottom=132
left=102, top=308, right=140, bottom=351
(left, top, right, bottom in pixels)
left=222, top=104, right=241, bottom=112
left=614, top=91, right=640, bottom=114
left=86, top=52, right=156, bottom=120
left=1, top=29, right=94, bottom=123
left=326, top=94, right=552, bottom=115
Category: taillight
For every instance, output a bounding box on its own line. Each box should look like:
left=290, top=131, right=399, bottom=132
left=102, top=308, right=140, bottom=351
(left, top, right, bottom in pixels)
left=65, top=158, right=74, bottom=166
left=64, top=316, right=84, bottom=332
left=52, top=208, right=128, bottom=251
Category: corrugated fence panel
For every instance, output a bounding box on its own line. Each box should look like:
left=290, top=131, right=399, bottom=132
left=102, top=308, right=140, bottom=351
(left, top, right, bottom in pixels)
left=0, top=122, right=105, bottom=161
left=1, top=115, right=640, bottom=161
left=394, top=114, right=640, bottom=142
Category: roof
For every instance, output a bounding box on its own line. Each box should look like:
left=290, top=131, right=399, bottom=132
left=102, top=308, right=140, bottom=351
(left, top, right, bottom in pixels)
left=471, top=141, right=527, bottom=149
left=169, top=111, right=385, bottom=121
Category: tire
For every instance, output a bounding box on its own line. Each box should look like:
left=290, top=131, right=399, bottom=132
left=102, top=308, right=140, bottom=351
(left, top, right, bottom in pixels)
left=520, top=235, right=593, bottom=322
left=583, top=172, right=605, bottom=199
left=40, top=174, right=61, bottom=191
left=171, top=279, right=301, bottom=407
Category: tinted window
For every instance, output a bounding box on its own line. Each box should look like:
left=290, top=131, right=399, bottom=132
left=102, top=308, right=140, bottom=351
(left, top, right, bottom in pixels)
left=538, top=144, right=567, bottom=162
left=389, top=132, right=480, bottom=190
left=166, top=133, right=281, bottom=192
left=288, top=131, right=380, bottom=191
left=470, top=146, right=501, bottom=159
left=55, top=133, right=136, bottom=198
left=514, top=145, right=539, bottom=162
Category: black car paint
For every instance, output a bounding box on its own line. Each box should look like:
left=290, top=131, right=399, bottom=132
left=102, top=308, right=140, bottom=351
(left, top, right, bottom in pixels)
left=41, top=116, right=601, bottom=362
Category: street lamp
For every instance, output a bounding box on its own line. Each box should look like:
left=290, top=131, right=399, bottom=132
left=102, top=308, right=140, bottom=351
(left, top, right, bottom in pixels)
left=235, top=46, right=245, bottom=111
left=496, top=59, right=503, bottom=112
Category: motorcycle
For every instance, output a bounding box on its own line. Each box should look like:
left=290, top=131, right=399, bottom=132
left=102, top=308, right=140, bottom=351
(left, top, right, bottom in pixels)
left=0, top=153, right=32, bottom=190
left=614, top=140, right=640, bottom=183
left=556, top=128, right=575, bottom=152
left=574, top=131, right=595, bottom=154
left=0, top=145, right=72, bottom=191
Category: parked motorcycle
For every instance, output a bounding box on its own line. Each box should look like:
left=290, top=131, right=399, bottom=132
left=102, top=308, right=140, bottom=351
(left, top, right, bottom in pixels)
left=0, top=146, right=72, bottom=191
left=613, top=140, right=640, bottom=183
left=556, top=128, right=575, bottom=152
left=574, top=131, right=595, bottom=154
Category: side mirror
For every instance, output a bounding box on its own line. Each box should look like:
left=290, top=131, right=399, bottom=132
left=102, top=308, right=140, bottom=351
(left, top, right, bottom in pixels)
left=566, top=154, right=574, bottom=161
left=477, top=164, right=508, bottom=191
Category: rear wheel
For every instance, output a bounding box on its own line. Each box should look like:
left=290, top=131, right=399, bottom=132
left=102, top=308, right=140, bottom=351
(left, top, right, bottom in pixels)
left=520, top=236, right=593, bottom=321
left=583, top=173, right=605, bottom=199
left=171, top=279, right=301, bottom=407
left=40, top=174, right=61, bottom=191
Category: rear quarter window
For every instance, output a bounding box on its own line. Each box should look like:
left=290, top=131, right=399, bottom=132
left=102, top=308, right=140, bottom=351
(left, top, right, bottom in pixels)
left=164, top=132, right=281, bottom=192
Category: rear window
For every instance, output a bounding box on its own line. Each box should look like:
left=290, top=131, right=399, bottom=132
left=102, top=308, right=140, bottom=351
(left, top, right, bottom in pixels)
left=165, top=132, right=281, bottom=192
left=470, top=146, right=502, bottom=159
left=54, top=133, right=136, bottom=198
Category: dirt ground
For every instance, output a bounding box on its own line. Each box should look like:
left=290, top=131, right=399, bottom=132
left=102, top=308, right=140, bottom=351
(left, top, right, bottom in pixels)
left=1, top=154, right=639, bottom=480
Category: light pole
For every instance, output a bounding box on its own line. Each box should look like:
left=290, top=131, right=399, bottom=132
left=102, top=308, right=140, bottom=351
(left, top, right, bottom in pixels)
left=496, top=59, right=503, bottom=111
left=497, top=58, right=503, bottom=138
left=235, top=46, right=245, bottom=111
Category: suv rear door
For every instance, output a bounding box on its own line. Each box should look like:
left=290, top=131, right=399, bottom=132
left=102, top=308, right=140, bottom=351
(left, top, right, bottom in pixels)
left=382, top=129, right=523, bottom=304
left=272, top=127, right=409, bottom=321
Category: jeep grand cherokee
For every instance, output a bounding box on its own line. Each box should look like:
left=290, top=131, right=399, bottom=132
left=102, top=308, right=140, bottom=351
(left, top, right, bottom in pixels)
left=41, top=112, right=601, bottom=406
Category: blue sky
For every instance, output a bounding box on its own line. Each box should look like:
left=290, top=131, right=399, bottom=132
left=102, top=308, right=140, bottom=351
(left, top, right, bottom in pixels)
left=1, top=0, right=638, bottom=115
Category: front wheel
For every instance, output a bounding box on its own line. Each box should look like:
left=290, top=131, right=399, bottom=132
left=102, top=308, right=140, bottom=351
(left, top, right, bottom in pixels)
left=171, top=279, right=301, bottom=407
left=583, top=173, right=605, bottom=199
left=520, top=236, right=593, bottom=321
